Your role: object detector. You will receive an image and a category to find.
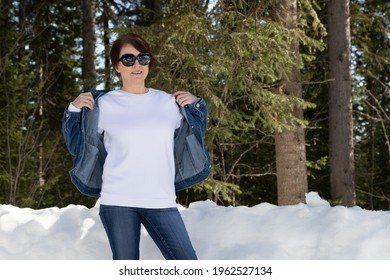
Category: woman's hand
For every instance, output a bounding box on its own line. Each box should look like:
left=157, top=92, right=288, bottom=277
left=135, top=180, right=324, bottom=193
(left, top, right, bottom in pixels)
left=173, top=91, right=198, bottom=107
left=72, top=92, right=95, bottom=110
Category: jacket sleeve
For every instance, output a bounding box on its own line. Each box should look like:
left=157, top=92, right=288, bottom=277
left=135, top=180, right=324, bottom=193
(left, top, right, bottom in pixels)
left=62, top=107, right=82, bottom=157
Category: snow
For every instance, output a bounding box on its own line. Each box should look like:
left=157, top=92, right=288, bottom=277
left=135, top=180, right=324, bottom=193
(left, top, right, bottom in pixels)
left=1, top=192, right=390, bottom=260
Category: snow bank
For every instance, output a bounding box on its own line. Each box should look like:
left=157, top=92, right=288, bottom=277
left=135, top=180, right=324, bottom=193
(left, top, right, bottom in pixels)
left=1, top=192, right=390, bottom=260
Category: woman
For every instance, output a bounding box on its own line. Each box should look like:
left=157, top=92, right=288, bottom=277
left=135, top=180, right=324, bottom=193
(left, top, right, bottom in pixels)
left=62, top=32, right=210, bottom=260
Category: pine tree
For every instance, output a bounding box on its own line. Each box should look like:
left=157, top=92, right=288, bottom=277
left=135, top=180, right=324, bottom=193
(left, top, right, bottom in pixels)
left=0, top=0, right=89, bottom=208
left=271, top=0, right=308, bottom=205
left=327, top=0, right=355, bottom=206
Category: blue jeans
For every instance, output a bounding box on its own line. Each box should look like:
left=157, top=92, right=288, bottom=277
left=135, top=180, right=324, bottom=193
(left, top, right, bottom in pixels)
left=99, top=205, right=198, bottom=260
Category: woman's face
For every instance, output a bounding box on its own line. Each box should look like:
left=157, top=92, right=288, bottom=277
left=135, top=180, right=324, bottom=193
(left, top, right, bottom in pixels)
left=115, top=43, right=150, bottom=85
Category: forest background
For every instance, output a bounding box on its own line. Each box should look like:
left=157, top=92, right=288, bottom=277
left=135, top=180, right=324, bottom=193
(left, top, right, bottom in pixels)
left=0, top=0, right=389, bottom=210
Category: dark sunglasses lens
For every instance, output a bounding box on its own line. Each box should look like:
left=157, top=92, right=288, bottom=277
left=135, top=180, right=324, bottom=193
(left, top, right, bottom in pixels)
left=138, top=54, right=151, bottom=66
left=120, top=54, right=136, bottom=66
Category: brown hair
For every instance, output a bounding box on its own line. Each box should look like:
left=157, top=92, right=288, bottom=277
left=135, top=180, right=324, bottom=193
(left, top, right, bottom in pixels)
left=110, top=32, right=155, bottom=76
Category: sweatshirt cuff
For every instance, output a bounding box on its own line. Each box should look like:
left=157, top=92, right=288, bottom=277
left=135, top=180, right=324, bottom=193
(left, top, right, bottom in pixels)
left=68, top=102, right=81, bottom=113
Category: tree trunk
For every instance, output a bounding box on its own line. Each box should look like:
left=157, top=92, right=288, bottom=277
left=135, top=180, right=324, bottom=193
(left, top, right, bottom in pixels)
left=273, top=0, right=308, bottom=205
left=103, top=0, right=110, bottom=89
left=327, top=0, right=355, bottom=206
left=138, top=0, right=162, bottom=26
left=82, top=0, right=96, bottom=92
left=145, top=0, right=162, bottom=13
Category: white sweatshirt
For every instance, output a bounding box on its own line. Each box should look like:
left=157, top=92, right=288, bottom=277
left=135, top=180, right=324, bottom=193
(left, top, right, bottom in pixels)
left=95, top=88, right=182, bottom=208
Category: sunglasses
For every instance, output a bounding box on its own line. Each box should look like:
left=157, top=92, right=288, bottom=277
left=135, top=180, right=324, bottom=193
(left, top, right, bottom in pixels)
left=118, top=53, right=152, bottom=67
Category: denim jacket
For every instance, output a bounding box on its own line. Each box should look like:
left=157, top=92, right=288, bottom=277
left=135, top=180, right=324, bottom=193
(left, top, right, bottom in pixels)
left=62, top=88, right=211, bottom=197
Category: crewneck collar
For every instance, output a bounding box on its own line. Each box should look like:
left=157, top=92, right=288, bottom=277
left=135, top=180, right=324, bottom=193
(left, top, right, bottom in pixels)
left=118, top=88, right=150, bottom=95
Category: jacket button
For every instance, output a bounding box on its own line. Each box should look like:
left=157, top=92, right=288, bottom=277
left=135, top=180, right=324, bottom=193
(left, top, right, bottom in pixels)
left=196, top=104, right=200, bottom=108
